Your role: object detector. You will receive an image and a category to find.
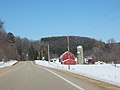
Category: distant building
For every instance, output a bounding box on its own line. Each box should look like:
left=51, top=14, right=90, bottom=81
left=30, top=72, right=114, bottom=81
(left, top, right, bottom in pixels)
left=84, top=57, right=95, bottom=64
left=60, top=51, right=76, bottom=65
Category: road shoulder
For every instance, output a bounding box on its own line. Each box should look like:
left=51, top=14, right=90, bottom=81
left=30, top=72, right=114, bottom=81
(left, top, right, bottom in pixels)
left=48, top=67, right=120, bottom=90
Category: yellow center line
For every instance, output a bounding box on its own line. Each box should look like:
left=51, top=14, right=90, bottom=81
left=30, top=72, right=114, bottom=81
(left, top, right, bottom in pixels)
left=0, top=68, right=17, bottom=77
left=0, top=61, right=26, bottom=77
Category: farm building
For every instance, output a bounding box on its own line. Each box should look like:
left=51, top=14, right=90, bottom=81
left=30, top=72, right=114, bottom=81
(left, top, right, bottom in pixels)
left=60, top=51, right=76, bottom=65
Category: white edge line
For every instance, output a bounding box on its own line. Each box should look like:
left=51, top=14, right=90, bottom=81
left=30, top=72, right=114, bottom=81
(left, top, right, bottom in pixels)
left=31, top=61, right=85, bottom=90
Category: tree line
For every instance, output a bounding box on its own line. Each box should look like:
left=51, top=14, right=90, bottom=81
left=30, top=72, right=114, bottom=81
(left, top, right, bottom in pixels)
left=40, top=36, right=120, bottom=63
left=0, top=20, right=19, bottom=61
left=0, top=20, right=120, bottom=63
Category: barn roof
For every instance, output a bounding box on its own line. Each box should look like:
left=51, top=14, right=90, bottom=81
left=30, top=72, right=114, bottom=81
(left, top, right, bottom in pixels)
left=60, top=51, right=74, bottom=59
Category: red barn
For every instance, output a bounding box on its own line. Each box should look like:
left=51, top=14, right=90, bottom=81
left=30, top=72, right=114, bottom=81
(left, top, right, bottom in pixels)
left=60, top=51, right=76, bottom=65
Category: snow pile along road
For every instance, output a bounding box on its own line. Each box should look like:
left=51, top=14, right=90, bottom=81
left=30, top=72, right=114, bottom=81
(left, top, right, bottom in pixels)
left=0, top=60, right=18, bottom=68
left=35, top=60, right=120, bottom=87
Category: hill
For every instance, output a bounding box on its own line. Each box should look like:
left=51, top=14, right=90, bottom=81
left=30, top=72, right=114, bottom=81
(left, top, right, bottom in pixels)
left=40, top=36, right=103, bottom=57
left=1, top=20, right=120, bottom=63
left=40, top=36, right=120, bottom=63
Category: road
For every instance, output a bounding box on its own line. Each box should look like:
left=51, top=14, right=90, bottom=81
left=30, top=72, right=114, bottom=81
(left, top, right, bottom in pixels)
left=0, top=61, right=117, bottom=90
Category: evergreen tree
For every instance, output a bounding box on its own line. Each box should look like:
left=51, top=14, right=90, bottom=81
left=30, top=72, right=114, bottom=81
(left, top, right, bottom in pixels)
left=7, top=32, right=15, bottom=44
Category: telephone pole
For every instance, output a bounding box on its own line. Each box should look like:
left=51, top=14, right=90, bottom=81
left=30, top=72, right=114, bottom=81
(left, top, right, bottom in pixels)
left=67, top=36, right=70, bottom=69
left=48, top=44, right=50, bottom=63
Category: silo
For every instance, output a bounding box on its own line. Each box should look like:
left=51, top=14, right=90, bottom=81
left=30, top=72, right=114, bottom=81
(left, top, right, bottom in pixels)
left=77, top=46, right=84, bottom=64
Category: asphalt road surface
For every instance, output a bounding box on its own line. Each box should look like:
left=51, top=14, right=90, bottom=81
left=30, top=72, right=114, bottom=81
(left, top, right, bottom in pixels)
left=0, top=61, right=115, bottom=90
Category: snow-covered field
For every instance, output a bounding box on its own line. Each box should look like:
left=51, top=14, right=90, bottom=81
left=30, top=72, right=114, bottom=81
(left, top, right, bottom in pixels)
left=35, top=60, right=120, bottom=87
left=0, top=60, right=18, bottom=68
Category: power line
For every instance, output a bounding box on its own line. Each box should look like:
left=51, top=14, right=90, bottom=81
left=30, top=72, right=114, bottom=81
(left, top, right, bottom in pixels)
left=79, top=3, right=120, bottom=32
left=87, top=15, right=120, bottom=33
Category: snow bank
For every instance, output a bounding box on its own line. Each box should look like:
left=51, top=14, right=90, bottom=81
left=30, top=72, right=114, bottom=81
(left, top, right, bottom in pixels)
left=35, top=60, right=120, bottom=87
left=0, top=60, right=18, bottom=68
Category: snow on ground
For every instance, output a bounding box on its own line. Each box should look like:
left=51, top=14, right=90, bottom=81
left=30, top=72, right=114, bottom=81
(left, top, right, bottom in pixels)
left=0, top=60, right=18, bottom=68
left=35, top=60, right=120, bottom=87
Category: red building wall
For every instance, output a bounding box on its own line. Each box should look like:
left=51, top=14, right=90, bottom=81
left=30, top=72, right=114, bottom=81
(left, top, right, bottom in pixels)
left=60, top=51, right=76, bottom=65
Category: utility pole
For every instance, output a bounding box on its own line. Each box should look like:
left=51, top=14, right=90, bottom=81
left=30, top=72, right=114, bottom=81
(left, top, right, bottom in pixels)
left=41, top=50, right=43, bottom=60
left=67, top=36, right=70, bottom=52
left=67, top=36, right=70, bottom=69
left=48, top=44, right=50, bottom=63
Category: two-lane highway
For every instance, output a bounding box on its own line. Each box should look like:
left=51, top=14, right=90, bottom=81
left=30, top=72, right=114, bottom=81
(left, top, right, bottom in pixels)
left=0, top=61, right=118, bottom=90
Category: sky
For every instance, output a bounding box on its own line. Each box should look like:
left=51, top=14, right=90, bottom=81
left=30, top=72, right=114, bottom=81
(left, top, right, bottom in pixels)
left=0, top=0, right=120, bottom=42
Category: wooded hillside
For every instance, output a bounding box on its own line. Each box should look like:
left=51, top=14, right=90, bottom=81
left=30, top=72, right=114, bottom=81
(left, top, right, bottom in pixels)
left=0, top=20, right=120, bottom=63
left=40, top=36, right=120, bottom=63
